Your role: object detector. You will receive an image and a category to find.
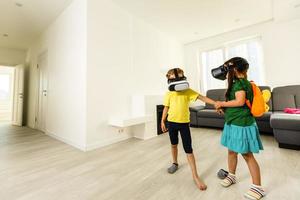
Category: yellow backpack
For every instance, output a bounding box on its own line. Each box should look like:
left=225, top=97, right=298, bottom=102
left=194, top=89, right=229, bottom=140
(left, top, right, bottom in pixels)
left=245, top=82, right=271, bottom=117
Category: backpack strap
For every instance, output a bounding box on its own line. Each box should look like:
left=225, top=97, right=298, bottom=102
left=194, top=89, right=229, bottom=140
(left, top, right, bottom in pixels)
left=245, top=99, right=252, bottom=109
left=245, top=81, right=257, bottom=110
left=238, top=79, right=253, bottom=109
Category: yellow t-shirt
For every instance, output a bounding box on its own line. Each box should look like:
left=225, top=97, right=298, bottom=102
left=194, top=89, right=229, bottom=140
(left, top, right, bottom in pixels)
left=163, top=89, right=199, bottom=123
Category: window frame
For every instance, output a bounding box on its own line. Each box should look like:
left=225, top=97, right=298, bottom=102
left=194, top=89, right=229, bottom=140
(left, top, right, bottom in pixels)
left=200, top=36, right=265, bottom=92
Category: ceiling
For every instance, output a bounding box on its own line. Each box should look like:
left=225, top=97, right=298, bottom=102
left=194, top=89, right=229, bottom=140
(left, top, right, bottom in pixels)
left=273, top=0, right=300, bottom=22
left=112, top=0, right=300, bottom=44
left=0, top=0, right=73, bottom=50
left=0, top=0, right=299, bottom=50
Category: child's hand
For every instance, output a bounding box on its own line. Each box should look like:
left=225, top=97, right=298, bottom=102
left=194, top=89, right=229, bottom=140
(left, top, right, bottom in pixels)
left=215, top=101, right=222, bottom=109
left=161, top=121, right=168, bottom=133
left=216, top=108, right=224, bottom=115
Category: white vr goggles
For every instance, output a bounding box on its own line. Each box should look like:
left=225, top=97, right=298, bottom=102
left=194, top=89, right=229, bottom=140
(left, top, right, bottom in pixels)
left=168, top=80, right=189, bottom=91
left=167, top=68, right=190, bottom=91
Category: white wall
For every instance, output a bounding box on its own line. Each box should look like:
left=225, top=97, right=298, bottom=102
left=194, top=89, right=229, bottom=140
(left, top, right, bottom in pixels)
left=184, top=18, right=300, bottom=94
left=0, top=47, right=26, bottom=66
left=86, top=0, right=183, bottom=150
left=263, top=19, right=300, bottom=87
left=26, top=0, right=87, bottom=150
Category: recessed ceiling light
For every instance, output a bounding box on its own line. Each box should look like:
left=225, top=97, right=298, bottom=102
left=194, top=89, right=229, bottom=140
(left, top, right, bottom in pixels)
left=3, top=34, right=8, bottom=37
left=15, top=2, right=23, bottom=7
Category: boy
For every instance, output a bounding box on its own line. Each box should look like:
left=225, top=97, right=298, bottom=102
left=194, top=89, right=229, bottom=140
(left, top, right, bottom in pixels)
left=161, top=68, right=217, bottom=190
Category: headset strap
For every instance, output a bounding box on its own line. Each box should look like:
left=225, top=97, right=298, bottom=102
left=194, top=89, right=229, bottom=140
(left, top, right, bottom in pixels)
left=174, top=68, right=178, bottom=78
left=237, top=79, right=252, bottom=109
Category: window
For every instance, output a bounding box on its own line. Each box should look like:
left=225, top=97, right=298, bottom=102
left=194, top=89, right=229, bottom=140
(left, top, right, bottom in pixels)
left=202, top=49, right=225, bottom=91
left=201, top=37, right=264, bottom=92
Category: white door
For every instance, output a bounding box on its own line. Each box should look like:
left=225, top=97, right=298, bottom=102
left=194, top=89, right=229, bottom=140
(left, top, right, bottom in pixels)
left=12, top=65, right=25, bottom=126
left=36, top=53, right=48, bottom=132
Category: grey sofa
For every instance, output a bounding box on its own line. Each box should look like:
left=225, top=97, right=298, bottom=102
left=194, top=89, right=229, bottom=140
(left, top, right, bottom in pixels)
left=270, top=85, right=300, bottom=150
left=190, top=89, right=226, bottom=129
left=190, top=86, right=273, bottom=134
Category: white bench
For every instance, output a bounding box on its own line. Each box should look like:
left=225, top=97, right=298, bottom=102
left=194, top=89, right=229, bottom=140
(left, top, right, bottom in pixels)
left=108, top=115, right=153, bottom=128
left=108, top=94, right=164, bottom=140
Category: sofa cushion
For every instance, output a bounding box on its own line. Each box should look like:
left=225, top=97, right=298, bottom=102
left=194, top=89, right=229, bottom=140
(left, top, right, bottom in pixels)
left=270, top=112, right=300, bottom=131
left=256, top=112, right=272, bottom=121
left=197, top=109, right=224, bottom=119
left=205, top=89, right=226, bottom=109
left=272, top=94, right=296, bottom=111
left=272, top=85, right=300, bottom=111
left=197, top=117, right=225, bottom=128
left=297, top=95, right=300, bottom=108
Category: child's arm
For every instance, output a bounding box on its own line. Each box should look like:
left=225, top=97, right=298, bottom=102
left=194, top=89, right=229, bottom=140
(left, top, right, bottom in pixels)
left=197, top=94, right=217, bottom=107
left=217, top=91, right=246, bottom=108
left=161, top=106, right=169, bottom=132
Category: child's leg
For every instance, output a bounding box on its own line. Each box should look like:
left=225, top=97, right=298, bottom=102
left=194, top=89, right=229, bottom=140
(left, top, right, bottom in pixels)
left=171, top=144, right=178, bottom=164
left=228, top=150, right=238, bottom=174
left=167, top=122, right=179, bottom=174
left=180, top=124, right=207, bottom=190
left=186, top=153, right=207, bottom=190
left=242, top=153, right=261, bottom=186
left=221, top=150, right=238, bottom=187
left=242, top=153, right=265, bottom=200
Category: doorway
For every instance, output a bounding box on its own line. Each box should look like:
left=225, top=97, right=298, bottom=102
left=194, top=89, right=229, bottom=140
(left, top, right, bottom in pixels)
left=0, top=65, right=25, bottom=126
left=0, top=66, right=15, bottom=123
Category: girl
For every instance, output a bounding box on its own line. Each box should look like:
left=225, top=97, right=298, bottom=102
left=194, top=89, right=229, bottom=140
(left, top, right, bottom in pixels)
left=215, top=57, right=265, bottom=200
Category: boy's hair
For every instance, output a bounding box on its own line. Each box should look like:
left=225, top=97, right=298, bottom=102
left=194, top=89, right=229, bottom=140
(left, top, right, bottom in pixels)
left=166, top=68, right=184, bottom=79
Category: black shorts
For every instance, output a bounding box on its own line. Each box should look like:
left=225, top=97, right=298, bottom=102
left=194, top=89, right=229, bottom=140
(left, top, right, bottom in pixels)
left=168, top=122, right=193, bottom=154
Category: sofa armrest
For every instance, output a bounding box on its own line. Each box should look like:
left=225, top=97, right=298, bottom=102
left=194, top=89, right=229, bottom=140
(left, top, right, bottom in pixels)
left=189, top=105, right=205, bottom=112
left=190, top=106, right=205, bottom=127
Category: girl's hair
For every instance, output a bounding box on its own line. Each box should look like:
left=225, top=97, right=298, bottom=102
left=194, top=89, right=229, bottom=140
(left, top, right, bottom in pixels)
left=224, top=57, right=249, bottom=100
left=166, top=68, right=184, bottom=79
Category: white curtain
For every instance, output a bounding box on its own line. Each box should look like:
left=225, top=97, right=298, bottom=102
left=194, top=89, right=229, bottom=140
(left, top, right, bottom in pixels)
left=201, top=37, right=264, bottom=92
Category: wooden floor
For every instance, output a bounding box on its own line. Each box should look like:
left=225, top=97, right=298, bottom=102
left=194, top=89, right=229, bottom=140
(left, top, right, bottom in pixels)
left=0, top=124, right=299, bottom=200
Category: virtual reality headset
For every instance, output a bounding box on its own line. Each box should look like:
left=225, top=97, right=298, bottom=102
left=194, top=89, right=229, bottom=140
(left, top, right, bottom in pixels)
left=211, top=57, right=249, bottom=80
left=167, top=68, right=189, bottom=91
left=168, top=80, right=189, bottom=91
left=211, top=64, right=230, bottom=80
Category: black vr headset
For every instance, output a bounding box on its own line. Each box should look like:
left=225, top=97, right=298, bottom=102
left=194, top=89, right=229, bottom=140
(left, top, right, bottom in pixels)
left=211, top=57, right=249, bottom=80
left=167, top=68, right=189, bottom=91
